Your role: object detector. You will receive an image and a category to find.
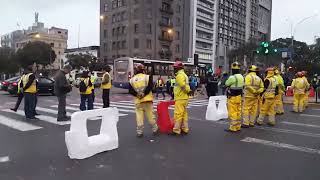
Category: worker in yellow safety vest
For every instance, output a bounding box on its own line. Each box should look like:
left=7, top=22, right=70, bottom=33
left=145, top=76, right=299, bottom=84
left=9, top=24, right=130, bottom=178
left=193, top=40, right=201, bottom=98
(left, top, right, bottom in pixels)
left=256, top=68, right=278, bottom=126
left=129, top=63, right=159, bottom=138
left=155, top=76, right=166, bottom=100
left=225, top=62, right=244, bottom=132
left=274, top=67, right=285, bottom=115
left=22, top=65, right=38, bottom=120
left=242, top=65, right=264, bottom=128
left=101, top=65, right=112, bottom=108
left=291, top=72, right=310, bottom=113
left=172, top=61, right=191, bottom=135
left=79, top=71, right=94, bottom=111
left=301, top=71, right=310, bottom=110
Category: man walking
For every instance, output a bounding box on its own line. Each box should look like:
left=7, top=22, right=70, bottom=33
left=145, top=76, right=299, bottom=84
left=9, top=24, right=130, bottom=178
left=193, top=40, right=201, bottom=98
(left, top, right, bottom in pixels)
left=101, top=65, right=112, bottom=108
left=22, top=65, right=38, bottom=120
left=10, top=74, right=25, bottom=112
left=129, top=64, right=159, bottom=138
left=54, top=65, right=72, bottom=121
left=172, top=61, right=191, bottom=135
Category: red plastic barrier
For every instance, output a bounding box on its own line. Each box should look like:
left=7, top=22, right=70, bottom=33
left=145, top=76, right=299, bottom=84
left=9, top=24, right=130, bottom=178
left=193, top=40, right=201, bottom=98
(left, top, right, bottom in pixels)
left=286, top=87, right=293, bottom=96
left=157, top=101, right=175, bottom=134
left=309, top=87, right=315, bottom=97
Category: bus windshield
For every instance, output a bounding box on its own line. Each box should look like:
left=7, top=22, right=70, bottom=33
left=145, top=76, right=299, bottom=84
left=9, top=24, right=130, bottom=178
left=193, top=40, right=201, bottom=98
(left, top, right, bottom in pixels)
left=115, top=60, right=129, bottom=72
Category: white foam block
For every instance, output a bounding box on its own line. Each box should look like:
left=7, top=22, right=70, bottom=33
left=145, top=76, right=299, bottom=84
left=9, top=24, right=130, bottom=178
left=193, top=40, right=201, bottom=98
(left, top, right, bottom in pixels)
left=206, top=96, right=228, bottom=121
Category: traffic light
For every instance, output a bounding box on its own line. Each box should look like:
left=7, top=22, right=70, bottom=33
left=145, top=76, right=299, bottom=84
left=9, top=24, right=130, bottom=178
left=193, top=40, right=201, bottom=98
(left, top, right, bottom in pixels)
left=194, top=54, right=199, bottom=66
left=256, top=41, right=278, bottom=56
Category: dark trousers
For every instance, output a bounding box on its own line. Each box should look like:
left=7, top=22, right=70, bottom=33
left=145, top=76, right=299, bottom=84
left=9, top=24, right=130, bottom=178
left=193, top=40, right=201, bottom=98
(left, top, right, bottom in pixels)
left=170, top=87, right=174, bottom=99
left=92, top=89, right=95, bottom=102
left=80, top=94, right=94, bottom=111
left=57, top=94, right=67, bottom=119
left=156, top=87, right=165, bottom=98
left=24, top=93, right=36, bottom=118
left=102, top=89, right=110, bottom=108
left=13, top=93, right=24, bottom=110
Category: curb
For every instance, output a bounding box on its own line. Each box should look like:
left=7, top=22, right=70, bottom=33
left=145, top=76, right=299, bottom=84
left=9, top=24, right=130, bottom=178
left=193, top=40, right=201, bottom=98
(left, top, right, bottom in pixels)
left=283, top=101, right=320, bottom=108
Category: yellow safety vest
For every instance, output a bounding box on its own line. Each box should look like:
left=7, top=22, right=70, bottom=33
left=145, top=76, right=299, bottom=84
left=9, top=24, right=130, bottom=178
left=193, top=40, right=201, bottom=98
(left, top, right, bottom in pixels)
left=22, top=73, right=37, bottom=93
left=129, top=73, right=153, bottom=104
left=17, top=75, right=24, bottom=94
left=174, top=69, right=191, bottom=100
left=264, top=76, right=277, bottom=99
left=79, top=77, right=93, bottom=95
left=101, top=72, right=112, bottom=89
left=244, top=72, right=264, bottom=98
left=292, top=77, right=308, bottom=94
left=156, top=79, right=164, bottom=87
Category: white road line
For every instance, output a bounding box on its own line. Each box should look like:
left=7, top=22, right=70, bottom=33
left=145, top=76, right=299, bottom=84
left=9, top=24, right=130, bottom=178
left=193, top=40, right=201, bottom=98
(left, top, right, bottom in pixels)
left=0, top=156, right=10, bottom=163
left=36, top=107, right=72, bottom=116
left=0, top=114, right=42, bottom=131
left=64, top=104, right=129, bottom=116
left=300, top=114, right=320, bottom=118
left=241, top=137, right=320, bottom=155
left=281, top=121, right=320, bottom=128
left=3, top=109, right=70, bottom=125
left=311, top=109, right=320, bottom=111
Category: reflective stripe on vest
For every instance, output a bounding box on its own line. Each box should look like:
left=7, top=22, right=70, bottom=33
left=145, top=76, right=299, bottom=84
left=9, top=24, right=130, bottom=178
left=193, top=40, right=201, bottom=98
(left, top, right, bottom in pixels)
left=22, top=73, right=37, bottom=93
left=230, top=74, right=243, bottom=90
left=130, top=74, right=149, bottom=94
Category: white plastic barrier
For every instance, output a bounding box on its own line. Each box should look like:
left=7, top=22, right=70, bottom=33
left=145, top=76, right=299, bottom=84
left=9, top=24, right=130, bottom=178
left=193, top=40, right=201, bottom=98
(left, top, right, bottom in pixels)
left=65, top=107, right=119, bottom=159
left=206, top=96, right=228, bottom=121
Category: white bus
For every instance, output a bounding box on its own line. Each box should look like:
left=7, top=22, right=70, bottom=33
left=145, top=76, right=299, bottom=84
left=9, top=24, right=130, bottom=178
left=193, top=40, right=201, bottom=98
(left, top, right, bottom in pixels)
left=113, top=57, right=202, bottom=89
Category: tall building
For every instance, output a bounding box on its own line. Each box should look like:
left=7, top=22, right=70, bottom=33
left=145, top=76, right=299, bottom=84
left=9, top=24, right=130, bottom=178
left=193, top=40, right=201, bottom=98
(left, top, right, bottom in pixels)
left=15, top=13, right=68, bottom=69
left=100, top=0, right=186, bottom=64
left=1, top=30, right=25, bottom=48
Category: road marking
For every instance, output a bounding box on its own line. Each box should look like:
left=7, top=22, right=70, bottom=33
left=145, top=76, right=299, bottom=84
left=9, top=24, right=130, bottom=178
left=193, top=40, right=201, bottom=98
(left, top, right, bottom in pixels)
left=0, top=114, right=42, bottom=131
left=281, top=121, right=320, bottom=128
left=300, top=114, right=320, bottom=118
left=0, top=156, right=10, bottom=163
left=3, top=109, right=70, bottom=125
left=36, top=107, right=72, bottom=116
left=241, top=137, right=320, bottom=155
left=58, top=105, right=129, bottom=116
left=311, top=109, right=320, bottom=111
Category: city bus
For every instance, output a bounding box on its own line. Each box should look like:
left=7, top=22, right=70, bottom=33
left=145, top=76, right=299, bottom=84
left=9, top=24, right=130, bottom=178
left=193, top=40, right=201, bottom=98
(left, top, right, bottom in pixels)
left=113, top=57, right=205, bottom=89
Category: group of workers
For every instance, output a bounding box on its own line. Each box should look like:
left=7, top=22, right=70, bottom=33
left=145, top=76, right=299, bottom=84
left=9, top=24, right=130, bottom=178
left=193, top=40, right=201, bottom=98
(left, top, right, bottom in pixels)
left=224, top=62, right=312, bottom=133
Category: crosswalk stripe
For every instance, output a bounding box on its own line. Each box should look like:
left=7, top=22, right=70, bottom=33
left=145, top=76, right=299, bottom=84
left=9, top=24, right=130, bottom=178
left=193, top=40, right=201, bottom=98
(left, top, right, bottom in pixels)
left=300, top=114, right=320, bottom=118
left=36, top=107, right=72, bottom=116
left=67, top=104, right=129, bottom=116
left=281, top=121, right=320, bottom=128
left=2, top=109, right=70, bottom=125
left=0, top=114, right=42, bottom=131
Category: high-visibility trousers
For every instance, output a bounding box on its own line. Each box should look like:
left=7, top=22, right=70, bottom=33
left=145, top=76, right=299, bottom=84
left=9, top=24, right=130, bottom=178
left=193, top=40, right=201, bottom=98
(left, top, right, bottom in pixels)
left=135, top=102, right=158, bottom=135
left=227, top=95, right=242, bottom=131
left=173, top=99, right=189, bottom=134
left=257, top=98, right=276, bottom=125
left=303, top=91, right=309, bottom=110
left=275, top=92, right=284, bottom=114
left=293, top=94, right=305, bottom=113
left=242, top=97, right=259, bottom=126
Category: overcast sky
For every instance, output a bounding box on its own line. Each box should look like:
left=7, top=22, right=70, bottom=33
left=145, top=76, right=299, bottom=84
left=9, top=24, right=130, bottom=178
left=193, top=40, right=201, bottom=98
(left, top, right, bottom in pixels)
left=1, top=0, right=320, bottom=48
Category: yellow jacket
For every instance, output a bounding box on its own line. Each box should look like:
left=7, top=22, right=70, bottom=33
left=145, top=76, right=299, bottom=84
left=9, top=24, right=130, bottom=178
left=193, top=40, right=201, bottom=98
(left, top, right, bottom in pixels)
left=22, top=73, right=37, bottom=94
left=244, top=72, right=264, bottom=98
left=101, top=72, right=112, bottom=89
left=275, top=74, right=285, bottom=93
left=174, top=69, right=191, bottom=100
left=291, top=77, right=310, bottom=94
left=80, top=77, right=93, bottom=95
left=264, top=76, right=277, bottom=99
left=129, top=73, right=153, bottom=104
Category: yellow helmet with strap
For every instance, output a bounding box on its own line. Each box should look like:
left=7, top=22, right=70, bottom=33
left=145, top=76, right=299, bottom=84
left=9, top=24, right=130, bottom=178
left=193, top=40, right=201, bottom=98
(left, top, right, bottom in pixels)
left=231, top=62, right=241, bottom=70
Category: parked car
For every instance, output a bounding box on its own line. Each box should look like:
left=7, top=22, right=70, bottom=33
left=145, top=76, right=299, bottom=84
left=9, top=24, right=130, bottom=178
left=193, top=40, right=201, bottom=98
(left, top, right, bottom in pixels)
left=8, top=77, right=55, bottom=95
left=1, top=77, right=20, bottom=91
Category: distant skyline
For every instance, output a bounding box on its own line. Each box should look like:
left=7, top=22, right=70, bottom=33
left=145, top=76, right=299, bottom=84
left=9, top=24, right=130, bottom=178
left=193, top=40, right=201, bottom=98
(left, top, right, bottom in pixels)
left=1, top=0, right=320, bottom=48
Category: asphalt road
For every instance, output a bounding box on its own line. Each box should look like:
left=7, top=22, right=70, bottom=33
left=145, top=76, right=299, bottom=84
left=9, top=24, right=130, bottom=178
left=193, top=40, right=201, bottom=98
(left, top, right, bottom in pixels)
left=0, top=89, right=320, bottom=180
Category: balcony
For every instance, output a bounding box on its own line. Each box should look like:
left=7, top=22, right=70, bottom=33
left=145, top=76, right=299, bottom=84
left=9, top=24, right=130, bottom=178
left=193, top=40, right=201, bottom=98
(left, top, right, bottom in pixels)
left=158, top=50, right=173, bottom=59
left=159, top=21, right=173, bottom=28
left=158, top=35, right=173, bottom=42
left=159, top=8, right=174, bottom=15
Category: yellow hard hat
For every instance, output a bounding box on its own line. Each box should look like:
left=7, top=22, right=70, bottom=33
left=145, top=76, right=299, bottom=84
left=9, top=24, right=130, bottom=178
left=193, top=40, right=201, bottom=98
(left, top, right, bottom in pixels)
left=231, top=62, right=241, bottom=70
left=248, top=65, right=259, bottom=72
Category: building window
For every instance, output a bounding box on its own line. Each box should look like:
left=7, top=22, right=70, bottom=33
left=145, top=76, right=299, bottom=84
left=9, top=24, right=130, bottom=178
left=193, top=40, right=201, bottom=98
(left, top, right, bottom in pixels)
left=112, top=28, right=115, bottom=36
left=134, top=24, right=139, bottom=33
left=146, top=39, right=152, bottom=49
left=104, top=3, right=108, bottom=12
left=175, top=45, right=180, bottom=53
left=121, top=26, right=126, bottom=35
left=176, top=5, right=181, bottom=13
left=117, top=41, right=121, bottom=49
left=112, top=15, right=116, bottom=23
left=103, top=30, right=107, bottom=39
left=122, top=41, right=126, bottom=49
left=104, top=43, right=107, bottom=52
left=176, top=18, right=181, bottom=26
left=112, top=0, right=117, bottom=8
left=50, top=43, right=54, bottom=47
left=134, top=39, right=139, bottom=48
left=112, top=42, right=116, bottom=50
left=146, top=10, right=152, bottom=19
left=176, top=31, right=180, bottom=40
left=147, top=24, right=152, bottom=34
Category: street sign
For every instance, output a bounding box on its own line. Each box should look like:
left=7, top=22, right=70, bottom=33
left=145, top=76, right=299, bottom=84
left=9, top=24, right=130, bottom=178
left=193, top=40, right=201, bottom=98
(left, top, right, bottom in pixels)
left=187, top=58, right=193, bottom=63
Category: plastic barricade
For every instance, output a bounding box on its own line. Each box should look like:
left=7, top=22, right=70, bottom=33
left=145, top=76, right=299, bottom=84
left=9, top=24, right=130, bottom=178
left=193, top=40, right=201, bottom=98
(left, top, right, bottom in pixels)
left=206, top=96, right=228, bottom=121
left=65, top=107, right=119, bottom=159
left=286, top=86, right=293, bottom=96
left=157, top=101, right=175, bottom=133
left=309, top=87, right=315, bottom=97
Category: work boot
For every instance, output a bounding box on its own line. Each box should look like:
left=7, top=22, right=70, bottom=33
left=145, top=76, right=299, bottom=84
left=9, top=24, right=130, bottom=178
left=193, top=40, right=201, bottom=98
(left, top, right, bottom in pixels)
left=136, top=133, right=144, bottom=138
left=242, top=124, right=250, bottom=128
left=10, top=108, right=17, bottom=112
left=267, top=122, right=275, bottom=127
left=152, top=129, right=160, bottom=136
left=249, top=124, right=255, bottom=127
left=224, top=129, right=239, bottom=133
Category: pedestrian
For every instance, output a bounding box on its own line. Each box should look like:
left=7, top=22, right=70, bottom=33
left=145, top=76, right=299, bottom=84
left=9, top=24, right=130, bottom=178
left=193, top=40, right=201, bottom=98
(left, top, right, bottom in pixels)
left=166, top=76, right=171, bottom=96
left=54, top=65, right=73, bottom=121
left=301, top=71, right=310, bottom=110
left=256, top=68, right=278, bottom=126
left=101, top=65, right=112, bottom=108
left=22, top=65, right=38, bottom=120
left=129, top=63, right=159, bottom=138
left=172, top=61, right=191, bottom=135
left=155, top=76, right=165, bottom=100
left=79, top=71, right=94, bottom=111
left=274, top=67, right=285, bottom=115
left=224, top=62, right=244, bottom=132
left=311, top=74, right=319, bottom=98
left=189, top=74, right=197, bottom=97
left=89, top=71, right=97, bottom=102
left=170, top=76, right=176, bottom=100
left=291, top=72, right=310, bottom=113
left=242, top=65, right=264, bottom=128
left=220, top=72, right=228, bottom=95
left=10, top=74, right=25, bottom=112
left=205, top=72, right=219, bottom=98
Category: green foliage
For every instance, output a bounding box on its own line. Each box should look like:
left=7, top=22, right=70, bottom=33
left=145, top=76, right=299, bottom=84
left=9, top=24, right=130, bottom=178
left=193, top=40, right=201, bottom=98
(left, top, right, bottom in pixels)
left=0, top=47, right=19, bottom=74
left=15, top=41, right=56, bottom=68
left=66, top=53, right=104, bottom=71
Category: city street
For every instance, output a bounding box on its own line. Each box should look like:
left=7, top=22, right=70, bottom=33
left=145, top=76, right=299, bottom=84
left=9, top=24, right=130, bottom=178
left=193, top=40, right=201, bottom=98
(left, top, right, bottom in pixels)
left=0, top=89, right=320, bottom=180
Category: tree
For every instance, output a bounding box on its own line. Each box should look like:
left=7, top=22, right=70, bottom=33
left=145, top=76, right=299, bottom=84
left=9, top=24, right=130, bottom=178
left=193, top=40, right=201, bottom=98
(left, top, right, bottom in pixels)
left=66, top=53, right=104, bottom=71
left=0, top=47, right=19, bottom=74
left=15, top=41, right=56, bottom=68
left=228, top=38, right=259, bottom=67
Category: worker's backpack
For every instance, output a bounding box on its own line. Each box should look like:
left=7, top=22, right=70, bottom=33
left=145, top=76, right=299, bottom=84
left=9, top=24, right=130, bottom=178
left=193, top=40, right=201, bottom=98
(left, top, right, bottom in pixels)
left=79, top=80, right=87, bottom=93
